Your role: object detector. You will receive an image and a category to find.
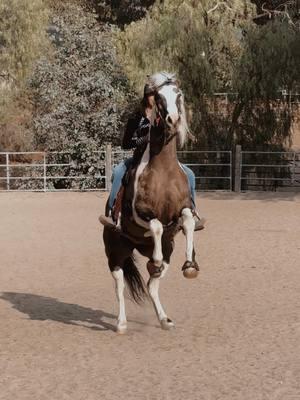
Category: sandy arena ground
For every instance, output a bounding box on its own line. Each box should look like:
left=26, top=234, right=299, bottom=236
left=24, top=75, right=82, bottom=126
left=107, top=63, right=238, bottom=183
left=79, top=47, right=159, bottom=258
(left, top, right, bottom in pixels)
left=0, top=191, right=299, bottom=400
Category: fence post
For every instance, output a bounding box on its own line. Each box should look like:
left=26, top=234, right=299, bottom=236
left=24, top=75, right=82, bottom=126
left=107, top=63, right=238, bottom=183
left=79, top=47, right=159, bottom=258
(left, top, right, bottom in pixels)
left=6, top=153, right=10, bottom=191
left=43, top=152, right=47, bottom=192
left=229, top=151, right=233, bottom=191
left=105, top=144, right=112, bottom=191
left=292, top=151, right=296, bottom=185
left=234, top=145, right=241, bottom=192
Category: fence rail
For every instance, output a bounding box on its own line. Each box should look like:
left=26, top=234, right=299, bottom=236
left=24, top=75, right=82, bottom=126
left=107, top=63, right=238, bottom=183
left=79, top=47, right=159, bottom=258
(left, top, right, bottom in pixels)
left=0, top=151, right=107, bottom=192
left=237, top=149, right=300, bottom=192
left=177, top=150, right=232, bottom=191
left=1, top=147, right=300, bottom=192
left=0, top=148, right=232, bottom=192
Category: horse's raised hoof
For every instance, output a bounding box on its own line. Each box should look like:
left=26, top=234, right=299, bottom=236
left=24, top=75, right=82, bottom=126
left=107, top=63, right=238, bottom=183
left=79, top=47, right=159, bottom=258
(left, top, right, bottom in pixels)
left=160, top=318, right=175, bottom=330
left=116, top=324, right=127, bottom=335
left=182, top=261, right=199, bottom=279
left=147, top=260, right=164, bottom=278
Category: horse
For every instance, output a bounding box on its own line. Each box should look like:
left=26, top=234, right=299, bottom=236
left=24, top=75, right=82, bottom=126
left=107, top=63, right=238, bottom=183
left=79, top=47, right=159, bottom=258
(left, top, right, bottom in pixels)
left=102, top=72, right=200, bottom=334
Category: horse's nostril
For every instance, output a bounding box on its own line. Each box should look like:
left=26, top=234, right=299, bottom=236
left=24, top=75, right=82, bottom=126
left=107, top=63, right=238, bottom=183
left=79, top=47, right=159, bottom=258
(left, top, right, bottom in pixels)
left=167, top=115, right=173, bottom=125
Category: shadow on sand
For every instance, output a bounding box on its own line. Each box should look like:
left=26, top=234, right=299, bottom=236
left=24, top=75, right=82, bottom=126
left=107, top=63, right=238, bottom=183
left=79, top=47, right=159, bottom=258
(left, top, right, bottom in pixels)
left=0, top=292, right=117, bottom=332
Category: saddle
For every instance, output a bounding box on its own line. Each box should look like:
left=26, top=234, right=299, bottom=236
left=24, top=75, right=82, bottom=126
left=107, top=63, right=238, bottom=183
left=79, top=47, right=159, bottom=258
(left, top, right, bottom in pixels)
left=112, top=185, right=124, bottom=222
left=111, top=165, right=134, bottom=223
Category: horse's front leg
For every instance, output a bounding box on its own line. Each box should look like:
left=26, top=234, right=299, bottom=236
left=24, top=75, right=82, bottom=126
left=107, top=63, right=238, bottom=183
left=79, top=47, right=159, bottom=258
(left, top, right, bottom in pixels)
left=146, top=218, right=164, bottom=278
left=181, top=208, right=199, bottom=279
left=148, top=262, right=174, bottom=330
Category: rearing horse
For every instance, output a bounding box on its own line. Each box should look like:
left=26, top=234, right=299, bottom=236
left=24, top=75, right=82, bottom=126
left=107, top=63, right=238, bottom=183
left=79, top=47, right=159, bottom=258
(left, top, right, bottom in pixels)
left=103, top=72, right=199, bottom=333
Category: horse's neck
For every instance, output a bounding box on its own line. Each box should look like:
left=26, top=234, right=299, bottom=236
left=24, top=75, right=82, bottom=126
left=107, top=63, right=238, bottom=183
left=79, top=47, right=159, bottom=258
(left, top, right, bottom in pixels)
left=150, top=137, right=178, bottom=165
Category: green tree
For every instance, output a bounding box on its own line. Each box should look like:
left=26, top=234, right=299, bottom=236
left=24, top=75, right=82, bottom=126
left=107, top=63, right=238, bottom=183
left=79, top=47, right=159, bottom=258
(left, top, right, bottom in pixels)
left=0, top=0, right=48, bottom=85
left=30, top=3, right=133, bottom=188
left=230, top=19, right=300, bottom=149
left=117, top=0, right=300, bottom=151
left=0, top=0, right=48, bottom=150
left=117, top=0, right=254, bottom=143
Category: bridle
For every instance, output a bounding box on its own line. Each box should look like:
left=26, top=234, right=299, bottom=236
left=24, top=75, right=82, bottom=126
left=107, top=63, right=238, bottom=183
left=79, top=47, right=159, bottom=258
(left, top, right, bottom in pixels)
left=150, top=79, right=183, bottom=146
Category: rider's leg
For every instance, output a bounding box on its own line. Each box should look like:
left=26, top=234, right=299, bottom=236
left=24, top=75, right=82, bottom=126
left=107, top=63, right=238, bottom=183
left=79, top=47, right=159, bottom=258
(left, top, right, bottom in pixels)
left=108, top=160, right=128, bottom=211
left=100, top=158, right=132, bottom=228
left=180, top=164, right=205, bottom=231
left=181, top=164, right=196, bottom=205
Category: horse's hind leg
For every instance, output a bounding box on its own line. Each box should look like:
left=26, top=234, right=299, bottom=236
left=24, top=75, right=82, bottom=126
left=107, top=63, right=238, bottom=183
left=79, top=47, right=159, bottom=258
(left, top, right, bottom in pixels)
left=148, top=262, right=174, bottom=330
left=111, top=267, right=127, bottom=334
left=181, top=207, right=199, bottom=279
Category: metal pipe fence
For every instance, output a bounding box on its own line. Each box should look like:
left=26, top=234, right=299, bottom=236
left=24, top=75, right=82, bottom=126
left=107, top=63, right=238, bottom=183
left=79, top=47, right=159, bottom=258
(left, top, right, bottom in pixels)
left=238, top=150, right=300, bottom=192
left=1, top=147, right=299, bottom=193
left=0, top=151, right=107, bottom=192
left=0, top=148, right=232, bottom=192
left=177, top=150, right=232, bottom=191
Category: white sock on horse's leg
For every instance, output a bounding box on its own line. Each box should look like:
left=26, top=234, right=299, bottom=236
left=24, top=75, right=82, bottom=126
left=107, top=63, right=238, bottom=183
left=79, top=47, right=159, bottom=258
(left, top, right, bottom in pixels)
left=148, top=262, right=172, bottom=327
left=149, top=219, right=163, bottom=265
left=148, top=277, right=167, bottom=321
left=181, top=208, right=195, bottom=262
left=112, top=268, right=127, bottom=334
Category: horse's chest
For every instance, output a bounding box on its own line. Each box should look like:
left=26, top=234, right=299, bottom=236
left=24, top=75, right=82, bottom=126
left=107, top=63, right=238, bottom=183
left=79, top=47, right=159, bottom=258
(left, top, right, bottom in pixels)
left=134, top=165, right=190, bottom=222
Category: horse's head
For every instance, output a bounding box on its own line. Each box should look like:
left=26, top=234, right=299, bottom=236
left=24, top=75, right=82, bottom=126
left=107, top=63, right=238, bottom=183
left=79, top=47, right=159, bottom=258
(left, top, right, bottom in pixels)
left=147, top=72, right=189, bottom=148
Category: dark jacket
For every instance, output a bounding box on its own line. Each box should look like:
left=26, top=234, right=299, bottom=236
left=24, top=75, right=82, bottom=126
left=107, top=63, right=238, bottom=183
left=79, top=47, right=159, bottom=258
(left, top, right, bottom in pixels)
left=122, top=112, right=150, bottom=162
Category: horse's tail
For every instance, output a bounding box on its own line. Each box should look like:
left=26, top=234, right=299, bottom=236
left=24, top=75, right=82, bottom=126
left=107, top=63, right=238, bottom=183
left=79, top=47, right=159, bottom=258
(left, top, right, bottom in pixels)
left=123, top=256, right=148, bottom=304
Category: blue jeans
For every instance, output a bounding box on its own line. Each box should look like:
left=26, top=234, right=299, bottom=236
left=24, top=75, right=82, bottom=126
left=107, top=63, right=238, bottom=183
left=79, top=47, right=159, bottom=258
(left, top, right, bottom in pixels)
left=181, top=164, right=196, bottom=206
left=108, top=158, right=196, bottom=210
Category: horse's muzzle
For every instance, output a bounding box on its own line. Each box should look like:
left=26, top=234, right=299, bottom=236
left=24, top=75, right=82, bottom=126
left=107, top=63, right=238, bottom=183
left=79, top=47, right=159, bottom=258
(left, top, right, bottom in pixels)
left=165, top=113, right=179, bottom=129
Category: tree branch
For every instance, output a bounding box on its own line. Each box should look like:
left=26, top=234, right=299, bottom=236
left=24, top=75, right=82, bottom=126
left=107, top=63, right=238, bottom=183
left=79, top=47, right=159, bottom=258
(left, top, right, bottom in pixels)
left=207, top=2, right=233, bottom=14
left=254, top=1, right=298, bottom=26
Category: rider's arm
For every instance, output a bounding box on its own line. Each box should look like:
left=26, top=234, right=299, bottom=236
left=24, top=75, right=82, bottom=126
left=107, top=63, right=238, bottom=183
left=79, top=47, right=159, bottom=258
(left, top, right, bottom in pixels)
left=122, top=116, right=150, bottom=150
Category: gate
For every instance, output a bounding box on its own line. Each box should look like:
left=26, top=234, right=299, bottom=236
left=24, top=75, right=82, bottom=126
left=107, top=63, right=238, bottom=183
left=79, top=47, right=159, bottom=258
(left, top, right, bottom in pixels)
left=235, top=146, right=300, bottom=192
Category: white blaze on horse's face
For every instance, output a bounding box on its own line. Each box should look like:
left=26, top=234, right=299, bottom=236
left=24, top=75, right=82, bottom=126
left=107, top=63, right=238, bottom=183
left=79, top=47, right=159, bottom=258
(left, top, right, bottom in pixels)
left=158, top=84, right=181, bottom=129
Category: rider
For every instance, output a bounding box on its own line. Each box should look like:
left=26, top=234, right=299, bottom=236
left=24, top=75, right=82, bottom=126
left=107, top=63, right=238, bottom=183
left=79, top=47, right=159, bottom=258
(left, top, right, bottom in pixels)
left=100, top=83, right=204, bottom=231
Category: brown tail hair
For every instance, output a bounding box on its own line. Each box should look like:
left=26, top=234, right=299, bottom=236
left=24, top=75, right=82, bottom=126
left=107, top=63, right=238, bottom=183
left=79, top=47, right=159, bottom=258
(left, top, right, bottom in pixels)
left=123, top=256, right=148, bottom=304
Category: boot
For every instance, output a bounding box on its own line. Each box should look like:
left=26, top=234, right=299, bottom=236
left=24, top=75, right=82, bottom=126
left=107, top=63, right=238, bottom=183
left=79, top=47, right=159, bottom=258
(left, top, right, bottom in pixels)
left=192, top=207, right=206, bottom=231
left=194, top=217, right=206, bottom=231
left=100, top=214, right=205, bottom=232
left=99, top=215, right=120, bottom=231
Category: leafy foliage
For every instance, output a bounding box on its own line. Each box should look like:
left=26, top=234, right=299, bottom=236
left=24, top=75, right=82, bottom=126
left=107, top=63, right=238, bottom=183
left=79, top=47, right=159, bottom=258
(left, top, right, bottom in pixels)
left=30, top=3, right=134, bottom=187
left=0, top=0, right=48, bottom=151
left=118, top=0, right=256, bottom=93
left=230, top=20, right=300, bottom=149
left=118, top=0, right=300, bottom=151
left=0, top=0, right=48, bottom=84
left=93, top=0, right=155, bottom=25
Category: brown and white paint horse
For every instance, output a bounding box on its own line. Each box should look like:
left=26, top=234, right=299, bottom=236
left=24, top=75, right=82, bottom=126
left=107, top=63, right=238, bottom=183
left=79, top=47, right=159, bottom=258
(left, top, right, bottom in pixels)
left=103, top=72, right=199, bottom=333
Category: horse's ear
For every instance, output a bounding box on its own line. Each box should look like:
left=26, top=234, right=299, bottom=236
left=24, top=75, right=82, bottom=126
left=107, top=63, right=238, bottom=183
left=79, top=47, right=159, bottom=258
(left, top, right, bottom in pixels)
left=176, top=79, right=181, bottom=87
